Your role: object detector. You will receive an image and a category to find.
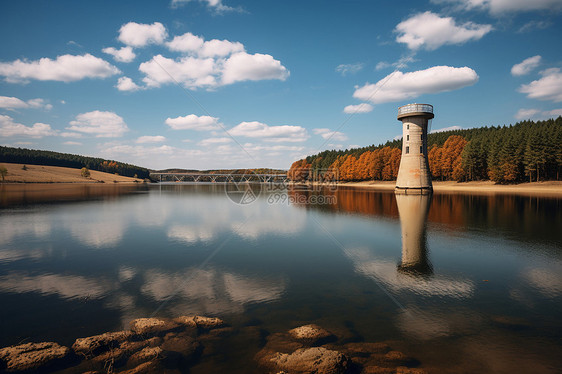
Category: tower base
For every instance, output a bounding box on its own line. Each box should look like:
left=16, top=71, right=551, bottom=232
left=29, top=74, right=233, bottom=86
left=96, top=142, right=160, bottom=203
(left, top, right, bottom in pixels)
left=394, top=186, right=432, bottom=195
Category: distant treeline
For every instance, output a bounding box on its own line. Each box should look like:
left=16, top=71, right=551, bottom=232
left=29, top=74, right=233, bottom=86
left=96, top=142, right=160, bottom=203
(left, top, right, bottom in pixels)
left=0, top=146, right=150, bottom=179
left=289, top=117, right=562, bottom=183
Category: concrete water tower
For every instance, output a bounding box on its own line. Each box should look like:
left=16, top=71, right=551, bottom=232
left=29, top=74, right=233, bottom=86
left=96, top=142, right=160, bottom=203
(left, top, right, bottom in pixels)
left=395, top=103, right=433, bottom=194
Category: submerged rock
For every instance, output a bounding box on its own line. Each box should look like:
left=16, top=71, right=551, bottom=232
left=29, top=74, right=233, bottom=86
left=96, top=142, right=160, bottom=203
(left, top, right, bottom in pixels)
left=174, top=315, right=225, bottom=330
left=72, top=330, right=133, bottom=356
left=129, top=318, right=181, bottom=336
left=264, top=347, right=349, bottom=374
left=288, top=324, right=335, bottom=346
left=0, top=342, right=71, bottom=372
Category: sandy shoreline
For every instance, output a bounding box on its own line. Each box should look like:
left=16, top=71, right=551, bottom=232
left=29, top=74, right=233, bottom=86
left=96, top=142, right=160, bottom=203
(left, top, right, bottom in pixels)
left=333, top=180, right=562, bottom=196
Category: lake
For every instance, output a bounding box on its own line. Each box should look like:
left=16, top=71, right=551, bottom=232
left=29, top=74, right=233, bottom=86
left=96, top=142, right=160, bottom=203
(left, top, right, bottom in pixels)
left=0, top=183, right=561, bottom=373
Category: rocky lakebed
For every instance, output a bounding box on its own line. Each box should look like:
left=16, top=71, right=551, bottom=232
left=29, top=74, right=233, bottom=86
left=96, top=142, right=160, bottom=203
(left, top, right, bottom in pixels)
left=0, top=316, right=427, bottom=373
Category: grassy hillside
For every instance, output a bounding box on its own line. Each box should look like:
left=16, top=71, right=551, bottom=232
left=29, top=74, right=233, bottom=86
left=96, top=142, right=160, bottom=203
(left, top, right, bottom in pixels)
left=0, top=163, right=144, bottom=183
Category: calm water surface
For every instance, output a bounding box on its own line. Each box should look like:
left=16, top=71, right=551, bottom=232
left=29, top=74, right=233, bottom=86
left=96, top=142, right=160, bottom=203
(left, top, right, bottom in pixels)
left=0, top=184, right=561, bottom=373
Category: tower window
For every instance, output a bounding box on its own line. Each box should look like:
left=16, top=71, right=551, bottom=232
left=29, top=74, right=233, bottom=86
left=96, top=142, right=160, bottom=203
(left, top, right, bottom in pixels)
left=420, top=146, right=423, bottom=154
left=421, top=134, right=423, bottom=140
left=406, top=134, right=409, bottom=141
left=406, top=146, right=409, bottom=154
left=407, top=124, right=409, bottom=130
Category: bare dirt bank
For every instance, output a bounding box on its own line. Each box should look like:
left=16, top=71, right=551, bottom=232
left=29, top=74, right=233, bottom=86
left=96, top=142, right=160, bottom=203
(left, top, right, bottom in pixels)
left=0, top=163, right=143, bottom=184
left=327, top=180, right=562, bottom=196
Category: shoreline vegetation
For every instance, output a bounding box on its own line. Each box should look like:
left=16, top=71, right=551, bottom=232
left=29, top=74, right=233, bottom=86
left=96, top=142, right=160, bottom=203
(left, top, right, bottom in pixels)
left=1, top=162, right=561, bottom=197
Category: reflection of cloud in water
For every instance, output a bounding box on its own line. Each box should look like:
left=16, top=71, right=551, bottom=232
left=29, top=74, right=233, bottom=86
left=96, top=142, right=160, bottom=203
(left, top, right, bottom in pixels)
left=119, top=266, right=137, bottom=282
left=0, top=248, right=45, bottom=263
left=141, top=268, right=285, bottom=315
left=223, top=272, right=285, bottom=304
left=345, top=247, right=474, bottom=298
left=68, top=221, right=125, bottom=248
left=167, top=225, right=214, bottom=244
left=397, top=306, right=483, bottom=340
left=0, top=214, right=51, bottom=245
left=522, top=266, right=562, bottom=298
left=0, top=272, right=111, bottom=300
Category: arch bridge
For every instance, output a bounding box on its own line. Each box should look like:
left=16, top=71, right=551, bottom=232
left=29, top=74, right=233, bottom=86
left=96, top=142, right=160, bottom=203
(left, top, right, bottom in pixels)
left=150, top=172, right=288, bottom=184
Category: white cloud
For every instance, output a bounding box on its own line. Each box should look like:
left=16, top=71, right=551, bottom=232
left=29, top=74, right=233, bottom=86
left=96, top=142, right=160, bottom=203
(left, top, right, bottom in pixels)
left=353, top=66, right=479, bottom=104
left=60, top=132, right=82, bottom=138
left=221, top=52, right=289, bottom=85
left=0, top=54, right=120, bottom=83
left=431, top=125, right=463, bottom=133
left=432, top=0, right=562, bottom=14
left=229, top=121, right=309, bottom=143
left=101, top=144, right=177, bottom=157
left=165, top=114, right=219, bottom=131
left=102, top=46, right=136, bottom=63
left=171, top=0, right=237, bottom=12
left=116, top=76, right=143, bottom=91
left=0, top=115, right=55, bottom=138
left=67, top=111, right=129, bottom=137
left=200, top=39, right=245, bottom=57
left=313, top=128, right=348, bottom=142
left=395, top=12, right=492, bottom=50
left=139, top=54, right=218, bottom=89
left=63, top=141, right=82, bottom=145
left=545, top=108, right=562, bottom=116
left=511, top=55, right=541, bottom=76
left=343, top=103, right=373, bottom=114
left=336, top=63, right=364, bottom=76
left=136, top=135, right=166, bottom=143
left=118, top=22, right=167, bottom=47
left=518, top=68, right=562, bottom=102
left=0, top=96, right=51, bottom=110
left=515, top=108, right=541, bottom=120
left=198, top=137, right=232, bottom=146
left=166, top=32, right=204, bottom=52
left=140, top=31, right=288, bottom=89
left=514, top=108, right=562, bottom=120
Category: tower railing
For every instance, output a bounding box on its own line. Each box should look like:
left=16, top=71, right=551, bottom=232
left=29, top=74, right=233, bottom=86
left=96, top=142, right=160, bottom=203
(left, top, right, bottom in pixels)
left=397, top=103, right=433, bottom=116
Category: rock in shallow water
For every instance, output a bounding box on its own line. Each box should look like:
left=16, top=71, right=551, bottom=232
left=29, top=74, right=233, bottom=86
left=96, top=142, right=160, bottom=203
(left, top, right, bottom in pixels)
left=72, top=330, right=133, bottom=356
left=129, top=318, right=181, bottom=336
left=261, top=347, right=349, bottom=374
left=288, top=324, right=335, bottom=346
left=0, top=342, right=71, bottom=372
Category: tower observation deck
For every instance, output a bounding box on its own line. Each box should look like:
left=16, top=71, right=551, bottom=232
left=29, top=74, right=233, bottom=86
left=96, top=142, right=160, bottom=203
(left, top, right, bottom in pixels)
left=395, top=103, right=433, bottom=195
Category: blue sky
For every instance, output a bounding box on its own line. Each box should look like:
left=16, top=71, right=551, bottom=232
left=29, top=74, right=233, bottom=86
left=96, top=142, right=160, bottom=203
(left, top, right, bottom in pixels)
left=1, top=0, right=562, bottom=170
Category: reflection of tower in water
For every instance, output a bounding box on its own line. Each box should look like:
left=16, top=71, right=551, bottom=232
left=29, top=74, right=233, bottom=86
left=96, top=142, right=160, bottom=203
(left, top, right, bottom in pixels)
left=396, top=193, right=433, bottom=276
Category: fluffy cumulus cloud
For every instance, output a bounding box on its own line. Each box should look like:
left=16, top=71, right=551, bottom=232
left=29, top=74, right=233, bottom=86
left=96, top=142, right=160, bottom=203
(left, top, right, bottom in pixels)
left=67, top=111, right=129, bottom=137
left=133, top=27, right=288, bottom=90
left=353, top=66, right=479, bottom=104
left=0, top=115, right=55, bottom=138
left=431, top=125, right=463, bottom=133
left=518, top=68, right=562, bottom=102
left=432, top=0, right=562, bottom=14
left=198, top=137, right=232, bottom=146
left=116, top=76, right=143, bottom=91
left=511, top=55, right=541, bottom=76
left=118, top=22, right=167, bottom=47
left=313, top=128, right=348, bottom=141
left=395, top=12, right=492, bottom=50
left=0, top=54, right=120, bottom=83
left=0, top=96, right=51, bottom=110
left=221, top=52, right=289, bottom=85
left=165, top=114, right=219, bottom=131
left=136, top=135, right=166, bottom=143
left=343, top=103, right=373, bottom=114
left=336, top=63, right=364, bottom=76
left=139, top=54, right=217, bottom=88
left=102, top=46, right=136, bottom=63
left=229, top=121, right=309, bottom=143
